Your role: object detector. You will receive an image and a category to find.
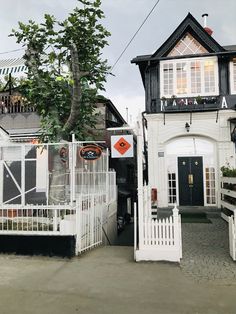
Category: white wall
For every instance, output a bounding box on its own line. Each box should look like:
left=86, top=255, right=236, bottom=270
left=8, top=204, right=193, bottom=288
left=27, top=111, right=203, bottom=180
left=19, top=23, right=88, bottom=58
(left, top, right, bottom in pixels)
left=146, top=110, right=236, bottom=207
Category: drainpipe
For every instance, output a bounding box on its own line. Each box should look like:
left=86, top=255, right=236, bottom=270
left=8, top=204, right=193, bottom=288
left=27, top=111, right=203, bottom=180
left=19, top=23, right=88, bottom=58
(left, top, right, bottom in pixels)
left=142, top=111, right=148, bottom=184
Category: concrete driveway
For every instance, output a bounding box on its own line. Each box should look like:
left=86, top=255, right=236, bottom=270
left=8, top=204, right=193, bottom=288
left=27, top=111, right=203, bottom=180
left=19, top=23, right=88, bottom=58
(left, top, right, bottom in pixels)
left=0, top=246, right=236, bottom=314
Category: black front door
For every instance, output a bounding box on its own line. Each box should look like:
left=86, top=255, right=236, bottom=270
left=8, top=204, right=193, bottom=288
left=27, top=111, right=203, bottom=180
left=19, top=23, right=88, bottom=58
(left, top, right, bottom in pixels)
left=178, top=156, right=204, bottom=206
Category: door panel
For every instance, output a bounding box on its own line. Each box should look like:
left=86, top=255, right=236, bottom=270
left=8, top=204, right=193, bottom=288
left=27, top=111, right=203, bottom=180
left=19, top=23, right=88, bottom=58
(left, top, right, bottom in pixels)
left=178, top=157, right=204, bottom=206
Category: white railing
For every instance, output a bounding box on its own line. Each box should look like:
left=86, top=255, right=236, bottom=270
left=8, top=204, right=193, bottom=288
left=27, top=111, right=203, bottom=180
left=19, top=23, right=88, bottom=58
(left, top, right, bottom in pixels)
left=0, top=192, right=110, bottom=255
left=229, top=212, right=236, bottom=261
left=0, top=204, right=75, bottom=235
left=220, top=177, right=236, bottom=222
left=76, top=193, right=104, bottom=254
left=135, top=186, right=182, bottom=262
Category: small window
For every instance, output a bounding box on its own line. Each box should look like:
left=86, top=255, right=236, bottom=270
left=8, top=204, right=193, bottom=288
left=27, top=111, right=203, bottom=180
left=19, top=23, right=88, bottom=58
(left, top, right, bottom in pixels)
left=2, top=68, right=5, bottom=74
left=0, top=69, right=2, bottom=74
left=6, top=68, right=9, bottom=74
left=230, top=59, right=236, bottom=94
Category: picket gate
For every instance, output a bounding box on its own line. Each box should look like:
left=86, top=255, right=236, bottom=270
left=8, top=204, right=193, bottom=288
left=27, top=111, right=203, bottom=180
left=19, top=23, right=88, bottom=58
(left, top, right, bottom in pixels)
left=135, top=186, right=182, bottom=262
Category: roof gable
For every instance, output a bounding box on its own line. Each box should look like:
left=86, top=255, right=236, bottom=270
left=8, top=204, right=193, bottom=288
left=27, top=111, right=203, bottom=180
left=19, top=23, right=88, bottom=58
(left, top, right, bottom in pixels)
left=167, top=32, right=208, bottom=57
left=152, top=13, right=225, bottom=58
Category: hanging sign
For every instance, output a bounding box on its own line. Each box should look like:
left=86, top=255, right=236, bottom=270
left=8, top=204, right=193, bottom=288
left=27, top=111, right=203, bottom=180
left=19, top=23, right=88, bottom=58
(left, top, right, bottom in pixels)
left=79, top=145, right=102, bottom=161
left=111, top=135, right=134, bottom=158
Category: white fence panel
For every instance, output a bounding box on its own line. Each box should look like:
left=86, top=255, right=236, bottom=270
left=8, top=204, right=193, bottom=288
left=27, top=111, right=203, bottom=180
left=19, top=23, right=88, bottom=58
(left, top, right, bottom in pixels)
left=135, top=186, right=182, bottom=262
left=229, top=214, right=236, bottom=261
left=76, top=193, right=104, bottom=254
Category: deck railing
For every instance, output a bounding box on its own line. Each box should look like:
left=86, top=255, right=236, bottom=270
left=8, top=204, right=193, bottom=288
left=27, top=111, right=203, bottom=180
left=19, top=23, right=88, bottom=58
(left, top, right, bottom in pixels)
left=0, top=95, right=36, bottom=114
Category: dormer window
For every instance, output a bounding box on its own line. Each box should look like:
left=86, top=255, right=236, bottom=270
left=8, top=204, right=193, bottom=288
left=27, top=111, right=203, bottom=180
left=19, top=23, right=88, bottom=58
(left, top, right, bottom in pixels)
left=230, top=58, right=236, bottom=94
left=160, top=56, right=219, bottom=98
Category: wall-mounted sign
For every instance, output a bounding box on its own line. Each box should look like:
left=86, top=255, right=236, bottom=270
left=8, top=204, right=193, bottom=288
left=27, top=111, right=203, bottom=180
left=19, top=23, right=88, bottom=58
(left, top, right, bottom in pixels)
left=111, top=135, right=134, bottom=158
left=153, top=95, right=236, bottom=113
left=79, top=145, right=102, bottom=161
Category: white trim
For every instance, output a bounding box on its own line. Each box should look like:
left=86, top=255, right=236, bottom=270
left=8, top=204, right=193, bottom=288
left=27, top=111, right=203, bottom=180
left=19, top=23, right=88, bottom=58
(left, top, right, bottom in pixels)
left=160, top=56, right=219, bottom=98
left=230, top=59, right=236, bottom=94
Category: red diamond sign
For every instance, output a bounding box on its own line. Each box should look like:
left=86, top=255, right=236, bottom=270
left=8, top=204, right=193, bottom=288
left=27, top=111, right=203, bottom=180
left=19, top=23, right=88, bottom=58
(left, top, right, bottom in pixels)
left=111, top=135, right=133, bottom=158
left=114, top=137, right=131, bottom=155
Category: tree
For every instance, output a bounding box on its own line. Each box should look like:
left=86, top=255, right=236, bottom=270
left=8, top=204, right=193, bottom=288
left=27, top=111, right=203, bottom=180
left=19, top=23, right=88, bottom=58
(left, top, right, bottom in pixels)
left=11, top=0, right=110, bottom=142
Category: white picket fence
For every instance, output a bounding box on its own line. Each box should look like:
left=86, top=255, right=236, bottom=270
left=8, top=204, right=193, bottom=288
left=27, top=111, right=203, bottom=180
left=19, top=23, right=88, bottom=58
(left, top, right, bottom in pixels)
left=229, top=213, right=236, bottom=261
left=135, top=186, right=182, bottom=262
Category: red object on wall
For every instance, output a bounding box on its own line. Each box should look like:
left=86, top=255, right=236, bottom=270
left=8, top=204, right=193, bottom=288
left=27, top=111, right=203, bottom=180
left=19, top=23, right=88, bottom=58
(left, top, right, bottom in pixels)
left=151, top=188, right=157, bottom=203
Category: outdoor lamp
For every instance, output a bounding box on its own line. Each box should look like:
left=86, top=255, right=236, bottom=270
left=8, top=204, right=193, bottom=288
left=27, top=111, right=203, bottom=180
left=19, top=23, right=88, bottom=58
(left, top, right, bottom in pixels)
left=185, top=122, right=190, bottom=132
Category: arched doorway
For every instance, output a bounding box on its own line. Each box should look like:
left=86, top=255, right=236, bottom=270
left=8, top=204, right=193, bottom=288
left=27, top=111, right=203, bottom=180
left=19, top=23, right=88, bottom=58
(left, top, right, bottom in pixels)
left=166, top=136, right=217, bottom=207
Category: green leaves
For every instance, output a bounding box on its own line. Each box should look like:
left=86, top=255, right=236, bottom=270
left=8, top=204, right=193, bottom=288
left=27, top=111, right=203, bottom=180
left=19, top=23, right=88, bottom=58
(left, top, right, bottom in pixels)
left=11, top=0, right=110, bottom=142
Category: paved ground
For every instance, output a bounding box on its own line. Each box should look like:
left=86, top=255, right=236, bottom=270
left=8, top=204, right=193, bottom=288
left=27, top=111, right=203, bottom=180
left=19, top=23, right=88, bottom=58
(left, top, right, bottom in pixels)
left=180, top=218, right=236, bottom=282
left=0, top=215, right=236, bottom=313
left=0, top=245, right=236, bottom=314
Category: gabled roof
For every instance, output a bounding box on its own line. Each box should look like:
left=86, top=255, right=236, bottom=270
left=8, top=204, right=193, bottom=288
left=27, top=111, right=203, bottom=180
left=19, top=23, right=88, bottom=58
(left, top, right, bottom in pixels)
left=152, top=13, right=225, bottom=58
left=131, top=13, right=232, bottom=65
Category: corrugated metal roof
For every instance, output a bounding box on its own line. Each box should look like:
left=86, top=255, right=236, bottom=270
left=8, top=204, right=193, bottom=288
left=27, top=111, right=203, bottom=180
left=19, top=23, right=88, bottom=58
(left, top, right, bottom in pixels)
left=0, top=57, right=25, bottom=68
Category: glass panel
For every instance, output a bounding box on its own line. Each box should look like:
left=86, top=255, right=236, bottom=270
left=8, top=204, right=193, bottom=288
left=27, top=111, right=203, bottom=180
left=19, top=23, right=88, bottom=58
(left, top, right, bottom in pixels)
left=163, top=63, right=173, bottom=95
left=233, top=59, right=236, bottom=91
left=191, top=60, right=201, bottom=93
left=205, top=167, right=216, bottom=204
left=204, top=60, right=215, bottom=93
left=3, top=161, right=22, bottom=204
left=168, top=33, right=208, bottom=57
left=168, top=172, right=177, bottom=204
left=48, top=144, right=70, bottom=205
left=176, top=62, right=187, bottom=94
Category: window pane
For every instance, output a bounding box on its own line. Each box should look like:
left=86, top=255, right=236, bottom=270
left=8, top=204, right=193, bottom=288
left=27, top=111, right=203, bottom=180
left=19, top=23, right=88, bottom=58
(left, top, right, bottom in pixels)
left=176, top=62, right=187, bottom=94
left=191, top=60, right=201, bottom=93
left=204, top=60, right=215, bottom=93
left=163, top=63, right=173, bottom=95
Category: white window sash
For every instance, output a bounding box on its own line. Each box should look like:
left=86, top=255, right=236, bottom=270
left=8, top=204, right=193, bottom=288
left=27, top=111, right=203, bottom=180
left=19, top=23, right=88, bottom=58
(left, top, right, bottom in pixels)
left=230, top=60, right=236, bottom=94
left=160, top=56, right=219, bottom=98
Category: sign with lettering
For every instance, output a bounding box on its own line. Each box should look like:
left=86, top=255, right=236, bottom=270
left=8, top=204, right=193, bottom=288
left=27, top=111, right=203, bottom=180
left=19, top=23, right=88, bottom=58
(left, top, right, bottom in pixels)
left=111, top=135, right=134, bottom=158
left=79, top=145, right=102, bottom=161
left=152, top=95, right=236, bottom=113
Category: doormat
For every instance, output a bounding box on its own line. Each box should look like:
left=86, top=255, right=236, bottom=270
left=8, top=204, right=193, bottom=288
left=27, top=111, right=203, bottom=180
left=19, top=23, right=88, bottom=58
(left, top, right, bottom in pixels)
left=181, top=212, right=212, bottom=223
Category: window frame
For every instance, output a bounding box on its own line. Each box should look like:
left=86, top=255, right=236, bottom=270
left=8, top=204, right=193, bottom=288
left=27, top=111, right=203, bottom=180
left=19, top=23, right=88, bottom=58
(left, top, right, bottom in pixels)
left=230, top=58, right=236, bottom=94
left=160, top=56, right=219, bottom=98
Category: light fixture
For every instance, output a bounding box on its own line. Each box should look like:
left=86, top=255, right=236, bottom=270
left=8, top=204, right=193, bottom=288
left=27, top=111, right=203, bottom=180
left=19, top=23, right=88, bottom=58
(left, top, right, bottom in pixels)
left=185, top=122, right=190, bottom=132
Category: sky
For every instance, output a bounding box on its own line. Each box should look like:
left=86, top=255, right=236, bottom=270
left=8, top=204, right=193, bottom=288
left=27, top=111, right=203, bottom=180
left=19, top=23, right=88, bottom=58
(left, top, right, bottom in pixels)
left=0, top=0, right=235, bottom=125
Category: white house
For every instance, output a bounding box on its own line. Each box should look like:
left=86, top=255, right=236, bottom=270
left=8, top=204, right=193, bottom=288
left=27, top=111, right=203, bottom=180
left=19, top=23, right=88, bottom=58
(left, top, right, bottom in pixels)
left=132, top=13, right=236, bottom=214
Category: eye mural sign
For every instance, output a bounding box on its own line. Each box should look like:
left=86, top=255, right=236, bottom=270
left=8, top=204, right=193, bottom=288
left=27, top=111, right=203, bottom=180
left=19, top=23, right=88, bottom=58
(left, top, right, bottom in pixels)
left=156, top=95, right=236, bottom=113
left=79, top=145, right=102, bottom=161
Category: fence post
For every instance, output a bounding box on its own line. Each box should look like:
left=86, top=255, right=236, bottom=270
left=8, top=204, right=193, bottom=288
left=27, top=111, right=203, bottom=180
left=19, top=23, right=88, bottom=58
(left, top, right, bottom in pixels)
left=137, top=120, right=144, bottom=249
left=53, top=209, right=58, bottom=232
left=134, top=202, right=137, bottom=260
left=172, top=204, right=181, bottom=260
left=75, top=198, right=81, bottom=255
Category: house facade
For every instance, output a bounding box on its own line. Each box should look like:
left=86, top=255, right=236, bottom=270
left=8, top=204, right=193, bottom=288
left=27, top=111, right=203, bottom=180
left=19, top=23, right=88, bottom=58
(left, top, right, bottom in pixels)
left=132, top=13, right=236, bottom=211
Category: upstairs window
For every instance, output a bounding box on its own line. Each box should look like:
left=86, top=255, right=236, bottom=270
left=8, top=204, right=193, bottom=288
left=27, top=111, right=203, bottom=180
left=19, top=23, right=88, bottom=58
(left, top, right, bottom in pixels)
left=160, top=57, right=219, bottom=98
left=168, top=33, right=208, bottom=57
left=230, top=58, right=236, bottom=94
